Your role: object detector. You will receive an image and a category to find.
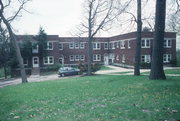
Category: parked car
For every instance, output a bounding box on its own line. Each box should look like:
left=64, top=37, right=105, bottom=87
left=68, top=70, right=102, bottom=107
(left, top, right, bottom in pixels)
left=58, top=67, right=80, bottom=77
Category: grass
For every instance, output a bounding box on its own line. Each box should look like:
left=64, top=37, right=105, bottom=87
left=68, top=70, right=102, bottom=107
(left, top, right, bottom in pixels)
left=110, top=71, right=133, bottom=74
left=142, top=69, right=180, bottom=75
left=100, top=66, right=113, bottom=70
left=0, top=75, right=180, bottom=121
left=40, top=71, right=57, bottom=76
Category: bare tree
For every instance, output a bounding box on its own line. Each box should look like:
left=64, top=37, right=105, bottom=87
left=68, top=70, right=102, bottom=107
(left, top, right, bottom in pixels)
left=149, top=0, right=166, bottom=80
left=79, top=0, right=132, bottom=75
left=0, top=0, right=30, bottom=83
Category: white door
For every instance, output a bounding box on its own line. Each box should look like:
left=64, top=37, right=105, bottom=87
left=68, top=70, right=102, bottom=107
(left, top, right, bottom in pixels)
left=59, top=58, right=64, bottom=65
left=104, top=54, right=109, bottom=65
left=33, top=57, right=39, bottom=68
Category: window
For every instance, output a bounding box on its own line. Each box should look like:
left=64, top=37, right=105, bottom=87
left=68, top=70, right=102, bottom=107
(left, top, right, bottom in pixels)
left=75, top=42, right=79, bottom=49
left=69, top=55, right=74, bottom=61
left=80, top=42, right=85, bottom=49
left=104, top=43, right=108, bottom=50
left=163, top=54, right=171, bottom=63
left=141, top=39, right=150, bottom=48
left=93, top=54, right=101, bottom=61
left=47, top=42, right=53, bottom=50
left=59, top=43, right=63, bottom=50
left=93, top=43, right=101, bottom=50
left=44, top=56, right=54, bottom=65
left=116, top=55, right=119, bottom=61
left=128, top=40, right=131, bottom=48
left=141, top=55, right=151, bottom=63
left=32, top=43, right=38, bottom=53
left=116, top=42, right=119, bottom=48
left=109, top=42, right=115, bottom=49
left=164, top=40, right=172, bottom=48
left=44, top=57, right=48, bottom=64
left=120, top=41, right=125, bottom=49
left=69, top=43, right=74, bottom=49
left=122, top=54, right=125, bottom=63
left=75, top=55, right=79, bottom=61
left=23, top=58, right=28, bottom=65
left=80, top=55, right=85, bottom=61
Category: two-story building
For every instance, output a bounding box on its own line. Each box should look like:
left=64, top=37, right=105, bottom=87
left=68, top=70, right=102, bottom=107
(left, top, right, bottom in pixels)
left=17, top=32, right=176, bottom=73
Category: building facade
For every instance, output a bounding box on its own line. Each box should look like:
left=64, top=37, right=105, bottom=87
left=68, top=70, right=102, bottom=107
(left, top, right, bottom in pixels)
left=17, top=32, right=176, bottom=70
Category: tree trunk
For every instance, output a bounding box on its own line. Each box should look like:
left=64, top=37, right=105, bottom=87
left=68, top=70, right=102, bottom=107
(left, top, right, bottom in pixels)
left=134, top=0, right=142, bottom=76
left=87, top=36, right=92, bottom=75
left=87, top=3, right=93, bottom=76
left=4, top=65, right=7, bottom=79
left=1, top=15, right=28, bottom=83
left=149, top=0, right=166, bottom=80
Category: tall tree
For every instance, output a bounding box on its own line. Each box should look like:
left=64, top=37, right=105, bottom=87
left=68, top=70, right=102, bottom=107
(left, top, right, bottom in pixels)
left=79, top=0, right=131, bottom=75
left=134, top=0, right=142, bottom=76
left=149, top=0, right=166, bottom=80
left=0, top=0, right=30, bottom=83
left=0, top=23, right=10, bottom=78
left=36, top=27, right=47, bottom=67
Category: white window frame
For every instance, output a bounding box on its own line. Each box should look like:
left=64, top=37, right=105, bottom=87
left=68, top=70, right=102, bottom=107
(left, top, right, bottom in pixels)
left=80, top=42, right=85, bottom=49
left=141, top=55, right=151, bottom=63
left=93, top=43, right=101, bottom=50
left=109, top=42, right=115, bottom=49
left=163, top=54, right=172, bottom=63
left=128, top=40, right=131, bottom=48
left=120, top=41, right=125, bottom=49
left=75, top=42, right=79, bottom=49
left=43, top=56, right=54, bottom=65
left=32, top=43, right=38, bottom=53
left=23, top=58, right=28, bottom=66
left=164, top=39, right=172, bottom=48
left=47, top=42, right=53, bottom=50
left=75, top=55, right=80, bottom=61
left=141, top=39, right=150, bottom=48
left=122, top=54, right=125, bottom=63
left=116, top=55, right=119, bottom=61
left=104, top=43, right=108, bottom=50
left=93, top=54, right=101, bottom=61
left=116, top=42, right=119, bottom=48
left=69, top=43, right=74, bottom=49
left=59, top=43, right=63, bottom=50
left=69, top=55, right=74, bottom=61
left=80, top=55, right=85, bottom=61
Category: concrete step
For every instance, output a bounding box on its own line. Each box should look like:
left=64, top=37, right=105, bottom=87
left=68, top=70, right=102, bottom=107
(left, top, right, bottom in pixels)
left=31, top=68, right=40, bottom=75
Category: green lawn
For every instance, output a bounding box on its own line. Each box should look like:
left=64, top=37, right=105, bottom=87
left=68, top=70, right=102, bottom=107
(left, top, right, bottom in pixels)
left=0, top=75, right=180, bottom=121
left=110, top=71, right=133, bottom=74
left=142, top=69, right=180, bottom=75
left=100, top=66, right=113, bottom=70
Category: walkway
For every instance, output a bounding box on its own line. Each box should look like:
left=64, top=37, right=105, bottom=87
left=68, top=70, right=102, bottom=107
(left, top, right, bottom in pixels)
left=96, top=65, right=180, bottom=76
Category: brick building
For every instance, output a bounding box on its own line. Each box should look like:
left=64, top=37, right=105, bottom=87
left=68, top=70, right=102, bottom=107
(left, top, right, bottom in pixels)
left=17, top=32, right=176, bottom=70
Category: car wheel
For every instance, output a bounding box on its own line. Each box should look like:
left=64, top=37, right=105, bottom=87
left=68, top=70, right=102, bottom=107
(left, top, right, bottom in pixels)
left=61, top=73, right=65, bottom=77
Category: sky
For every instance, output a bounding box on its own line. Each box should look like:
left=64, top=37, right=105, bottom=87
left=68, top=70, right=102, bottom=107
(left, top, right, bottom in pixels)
left=10, top=0, right=83, bottom=36
left=3, top=0, right=180, bottom=49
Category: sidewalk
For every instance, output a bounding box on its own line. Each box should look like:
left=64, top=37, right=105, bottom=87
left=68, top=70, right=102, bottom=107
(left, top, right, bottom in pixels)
left=96, top=65, right=180, bottom=76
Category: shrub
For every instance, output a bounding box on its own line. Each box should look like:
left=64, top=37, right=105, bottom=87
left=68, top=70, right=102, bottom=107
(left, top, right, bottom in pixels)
left=140, top=62, right=151, bottom=69
left=78, top=63, right=101, bottom=73
left=41, top=64, right=63, bottom=72
left=169, top=59, right=177, bottom=67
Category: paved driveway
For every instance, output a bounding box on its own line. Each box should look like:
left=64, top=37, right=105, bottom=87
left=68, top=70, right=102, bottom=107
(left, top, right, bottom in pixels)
left=0, top=74, right=80, bottom=88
